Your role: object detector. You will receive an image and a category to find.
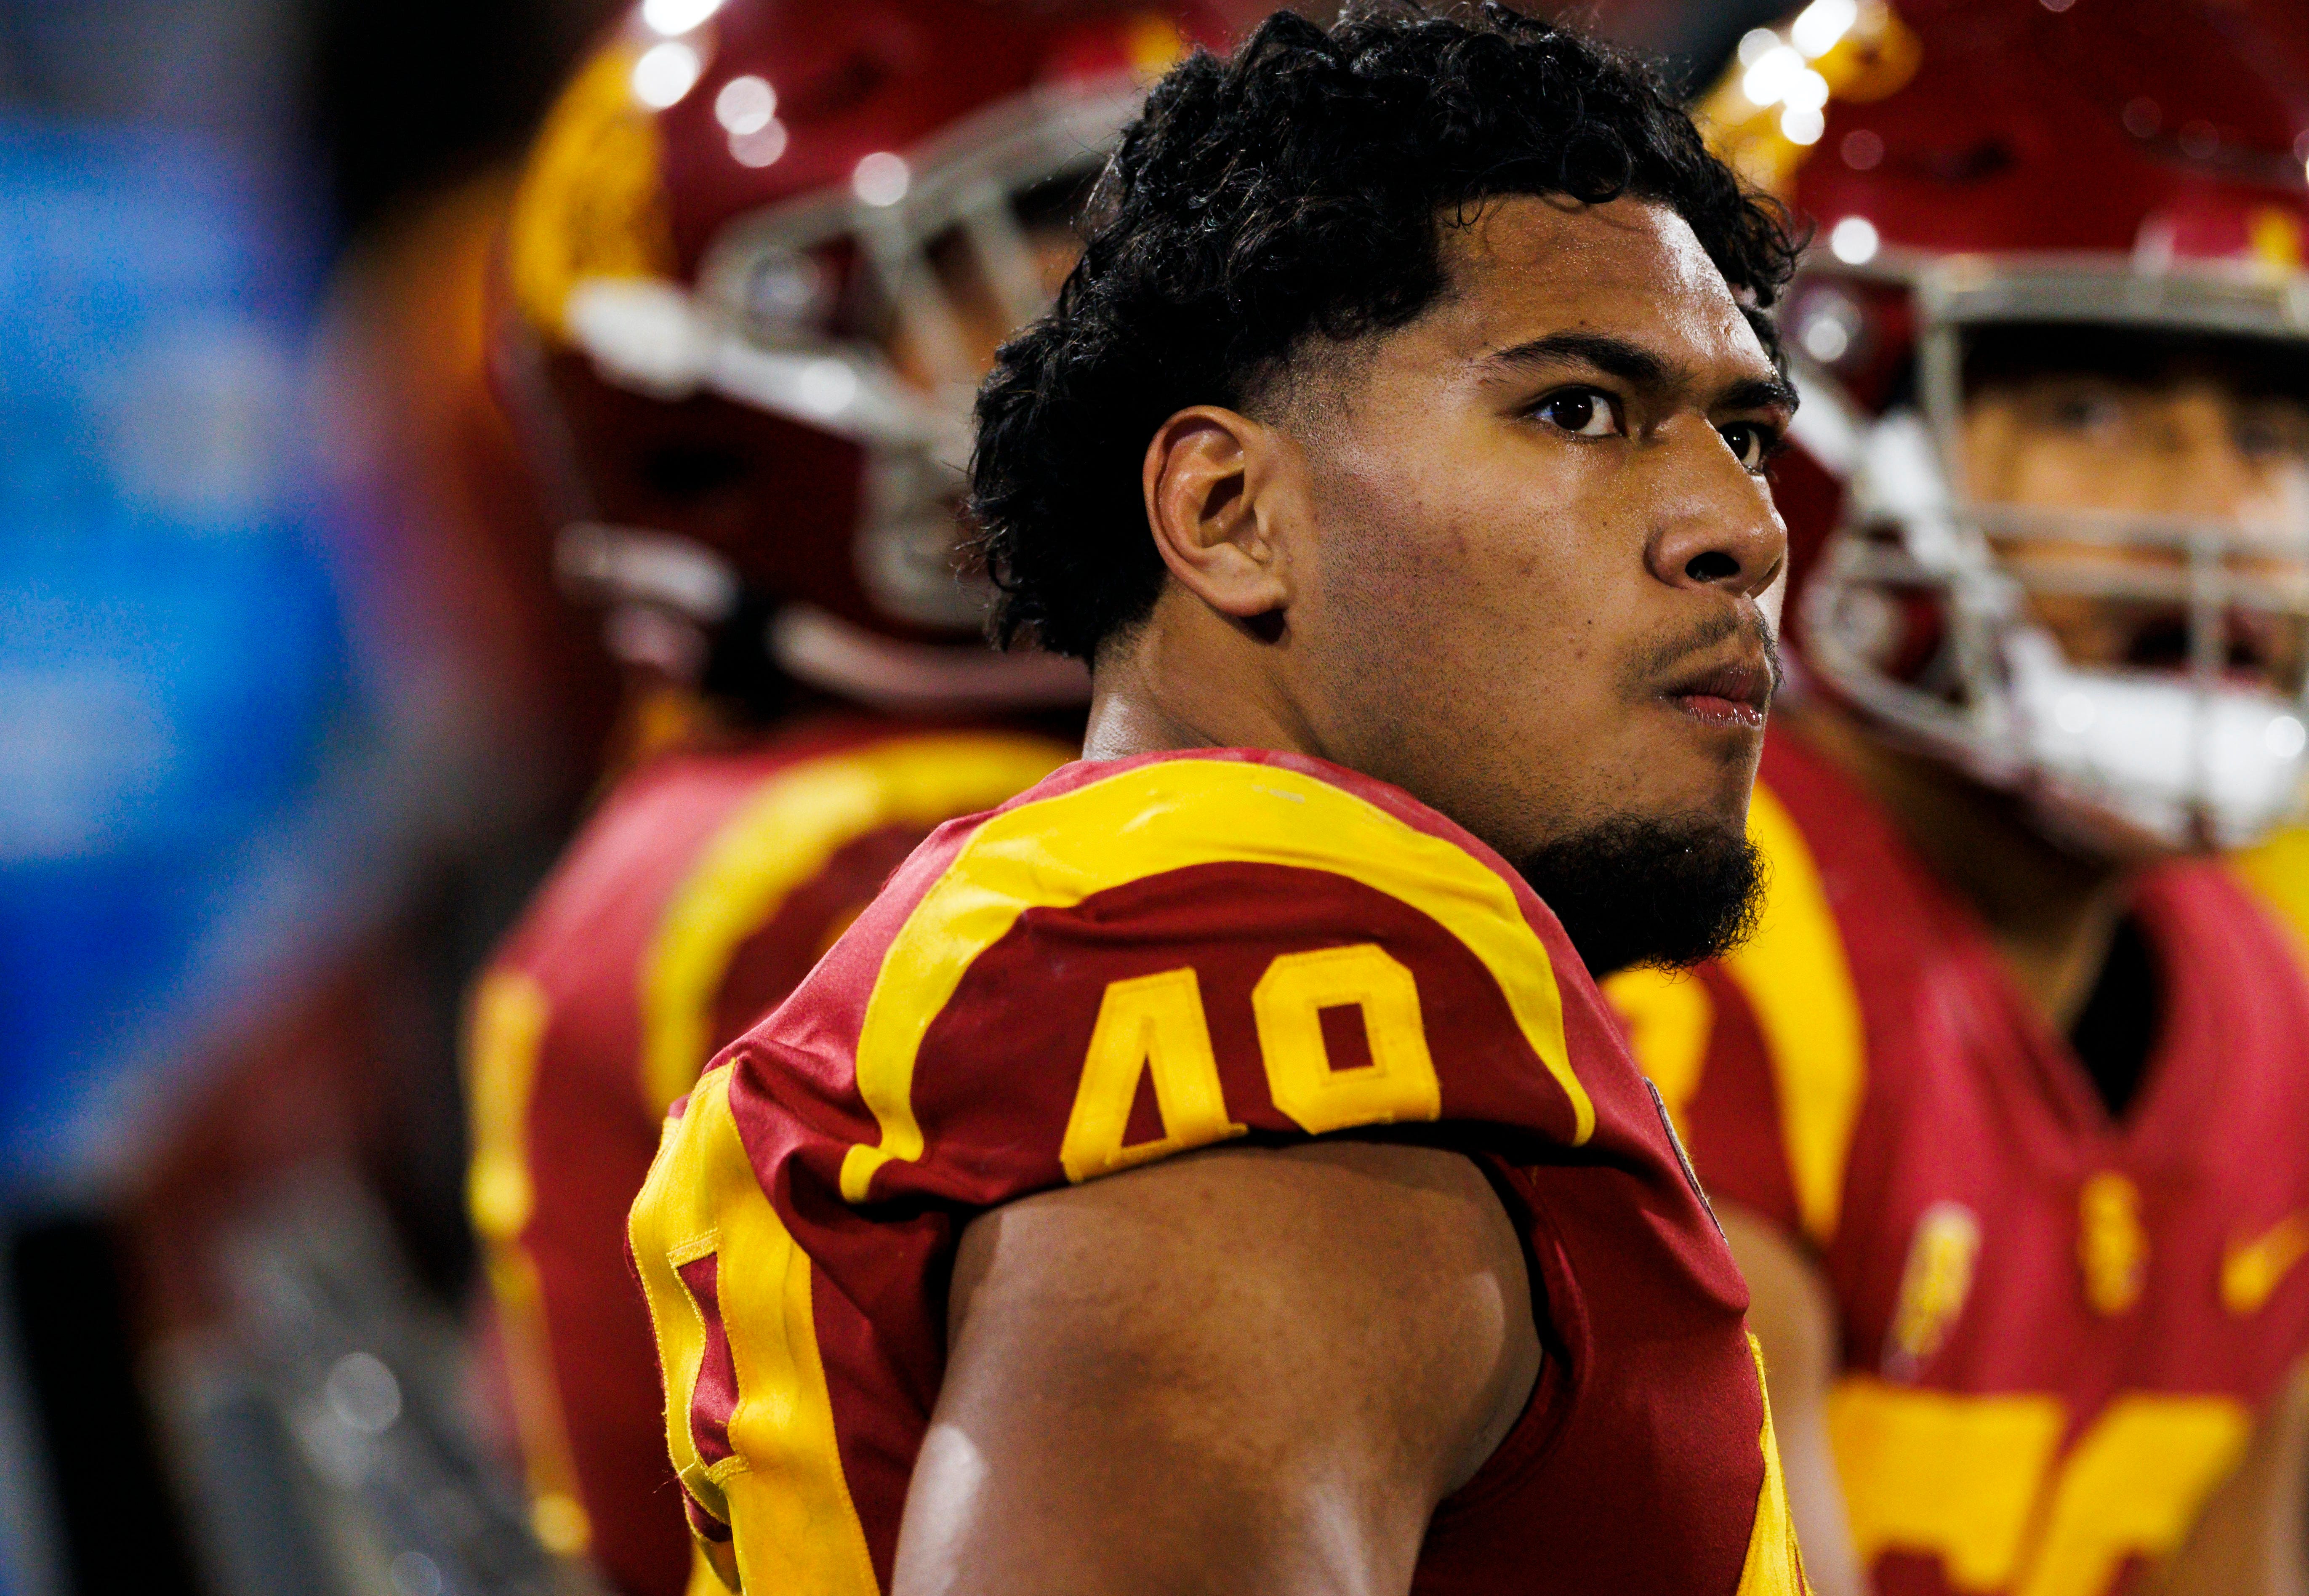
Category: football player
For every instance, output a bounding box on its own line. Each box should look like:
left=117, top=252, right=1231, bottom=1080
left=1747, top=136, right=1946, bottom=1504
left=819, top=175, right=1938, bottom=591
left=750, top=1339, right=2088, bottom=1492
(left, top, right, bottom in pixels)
left=628, top=8, right=1814, bottom=1593
left=462, top=4, right=1220, bottom=1593
left=1606, top=1, right=2309, bottom=1593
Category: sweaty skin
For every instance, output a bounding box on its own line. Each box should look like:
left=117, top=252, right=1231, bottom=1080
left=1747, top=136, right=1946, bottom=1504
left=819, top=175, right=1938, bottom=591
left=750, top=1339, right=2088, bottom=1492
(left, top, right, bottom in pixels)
left=890, top=195, right=1791, bottom=1596
left=1747, top=372, right=2309, bottom=1596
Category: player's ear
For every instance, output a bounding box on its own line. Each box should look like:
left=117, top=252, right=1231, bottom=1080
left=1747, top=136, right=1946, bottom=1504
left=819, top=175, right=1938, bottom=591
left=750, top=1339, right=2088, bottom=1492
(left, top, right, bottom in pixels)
left=1141, top=406, right=1298, bottom=624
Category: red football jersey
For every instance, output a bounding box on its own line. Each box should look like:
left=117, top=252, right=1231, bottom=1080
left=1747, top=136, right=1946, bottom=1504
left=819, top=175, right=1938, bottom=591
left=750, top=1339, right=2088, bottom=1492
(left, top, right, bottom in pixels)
left=628, top=748, right=1808, bottom=1596
left=465, top=719, right=1072, bottom=1596
left=1608, top=729, right=2309, bottom=1596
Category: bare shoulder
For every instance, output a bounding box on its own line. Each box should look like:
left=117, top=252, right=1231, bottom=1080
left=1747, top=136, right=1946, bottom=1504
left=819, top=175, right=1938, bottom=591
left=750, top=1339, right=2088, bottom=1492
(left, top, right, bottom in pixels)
left=950, top=1138, right=1531, bottom=1339
left=895, top=1140, right=1540, bottom=1596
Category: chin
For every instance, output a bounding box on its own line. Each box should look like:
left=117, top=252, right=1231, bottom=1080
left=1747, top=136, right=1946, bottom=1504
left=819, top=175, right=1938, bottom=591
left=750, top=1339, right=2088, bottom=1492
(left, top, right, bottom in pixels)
left=1637, top=743, right=1765, bottom=841
left=1514, top=806, right=1767, bottom=978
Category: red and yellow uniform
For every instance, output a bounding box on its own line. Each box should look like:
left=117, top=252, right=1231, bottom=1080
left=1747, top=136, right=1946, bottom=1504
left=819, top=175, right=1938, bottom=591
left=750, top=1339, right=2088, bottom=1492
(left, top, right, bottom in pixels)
left=465, top=720, right=1071, bottom=1596
left=1609, top=730, right=2309, bottom=1596
left=2236, top=827, right=2309, bottom=958
left=629, top=747, right=1808, bottom=1596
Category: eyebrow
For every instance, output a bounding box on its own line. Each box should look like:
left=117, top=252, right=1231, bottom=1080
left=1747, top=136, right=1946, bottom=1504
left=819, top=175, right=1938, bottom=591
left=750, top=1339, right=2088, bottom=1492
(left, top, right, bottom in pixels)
left=1721, top=374, right=1802, bottom=413
left=1481, top=330, right=1798, bottom=413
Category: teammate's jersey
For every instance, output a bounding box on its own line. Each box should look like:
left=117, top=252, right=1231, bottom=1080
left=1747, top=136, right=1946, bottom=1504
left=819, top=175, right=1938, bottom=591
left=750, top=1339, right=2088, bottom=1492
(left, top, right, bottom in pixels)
left=628, top=747, right=1808, bottom=1596
left=1607, top=729, right=2309, bottom=1596
left=464, top=719, right=1071, bottom=1596
left=2234, top=825, right=2309, bottom=960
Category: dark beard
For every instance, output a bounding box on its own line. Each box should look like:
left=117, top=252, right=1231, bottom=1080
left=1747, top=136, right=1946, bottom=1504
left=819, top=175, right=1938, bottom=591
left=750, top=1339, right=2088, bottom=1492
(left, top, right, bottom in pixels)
left=1515, top=814, right=1766, bottom=979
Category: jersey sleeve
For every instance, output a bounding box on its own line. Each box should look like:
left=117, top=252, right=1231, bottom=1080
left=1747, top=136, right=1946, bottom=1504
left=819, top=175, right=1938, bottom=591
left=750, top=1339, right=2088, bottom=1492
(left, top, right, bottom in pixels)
left=759, top=753, right=1614, bottom=1215
left=633, top=754, right=1753, bottom=1588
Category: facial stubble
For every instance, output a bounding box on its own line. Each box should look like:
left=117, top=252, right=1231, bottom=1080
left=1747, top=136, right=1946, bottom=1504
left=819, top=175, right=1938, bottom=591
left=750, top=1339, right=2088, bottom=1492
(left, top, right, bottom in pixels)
left=1515, top=813, right=1766, bottom=979
left=1302, top=413, right=1776, bottom=979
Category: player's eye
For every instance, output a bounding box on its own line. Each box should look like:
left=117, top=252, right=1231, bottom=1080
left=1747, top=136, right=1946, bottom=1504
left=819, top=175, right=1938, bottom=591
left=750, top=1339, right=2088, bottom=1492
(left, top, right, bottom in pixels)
left=1533, top=386, right=1623, bottom=439
left=1718, top=421, right=1782, bottom=473
left=2044, top=387, right=2130, bottom=440
left=2234, top=403, right=2309, bottom=467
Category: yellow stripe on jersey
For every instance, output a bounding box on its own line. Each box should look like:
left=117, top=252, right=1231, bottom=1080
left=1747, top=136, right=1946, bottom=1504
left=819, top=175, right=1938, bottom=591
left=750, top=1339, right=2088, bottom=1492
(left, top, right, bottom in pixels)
left=1727, top=784, right=1866, bottom=1244
left=639, top=734, right=1073, bottom=1116
left=483, top=1247, right=595, bottom=1555
left=629, top=1068, right=880, bottom=1596
left=468, top=970, right=550, bottom=1242
left=1736, top=1337, right=1808, bottom=1596
left=838, top=758, right=1591, bottom=1204
left=1601, top=783, right=1865, bottom=1242
left=1601, top=965, right=1713, bottom=1135
left=463, top=970, right=592, bottom=1554
left=2233, top=823, right=2309, bottom=968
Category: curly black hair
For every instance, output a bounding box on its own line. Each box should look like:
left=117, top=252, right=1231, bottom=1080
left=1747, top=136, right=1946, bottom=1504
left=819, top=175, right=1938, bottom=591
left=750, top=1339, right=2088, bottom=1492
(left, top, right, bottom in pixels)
left=967, top=2, right=1800, bottom=661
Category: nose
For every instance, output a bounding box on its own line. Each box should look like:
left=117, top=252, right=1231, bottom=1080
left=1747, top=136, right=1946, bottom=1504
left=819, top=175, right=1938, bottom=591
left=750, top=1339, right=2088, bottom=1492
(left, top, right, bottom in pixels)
left=1644, top=419, right=1787, bottom=599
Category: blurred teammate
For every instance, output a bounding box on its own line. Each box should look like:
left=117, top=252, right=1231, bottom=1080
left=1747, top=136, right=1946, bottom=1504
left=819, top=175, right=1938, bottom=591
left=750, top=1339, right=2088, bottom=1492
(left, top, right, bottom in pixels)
left=1607, top=2, right=2309, bottom=1593
left=629, top=9, right=1814, bottom=1593
left=462, top=5, right=1222, bottom=1592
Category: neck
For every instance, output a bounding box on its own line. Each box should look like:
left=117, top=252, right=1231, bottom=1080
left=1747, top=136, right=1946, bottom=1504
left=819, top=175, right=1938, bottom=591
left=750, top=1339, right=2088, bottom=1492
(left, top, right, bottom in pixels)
left=1785, top=699, right=2141, bottom=1034
left=1082, top=590, right=1317, bottom=763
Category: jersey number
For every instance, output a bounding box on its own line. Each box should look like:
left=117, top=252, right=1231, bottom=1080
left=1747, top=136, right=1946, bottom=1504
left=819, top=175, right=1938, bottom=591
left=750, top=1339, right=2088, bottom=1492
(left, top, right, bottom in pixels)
left=1832, top=1379, right=2250, bottom=1596
left=1058, top=945, right=1442, bottom=1183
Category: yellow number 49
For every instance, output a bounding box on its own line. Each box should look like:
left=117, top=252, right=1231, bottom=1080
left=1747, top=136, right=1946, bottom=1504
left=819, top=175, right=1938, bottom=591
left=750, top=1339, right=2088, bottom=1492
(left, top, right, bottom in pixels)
left=1058, top=944, right=1442, bottom=1183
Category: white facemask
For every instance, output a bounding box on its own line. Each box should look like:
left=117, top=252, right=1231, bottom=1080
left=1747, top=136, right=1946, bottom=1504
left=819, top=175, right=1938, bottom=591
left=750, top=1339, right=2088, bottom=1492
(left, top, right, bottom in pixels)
left=2001, top=627, right=2309, bottom=848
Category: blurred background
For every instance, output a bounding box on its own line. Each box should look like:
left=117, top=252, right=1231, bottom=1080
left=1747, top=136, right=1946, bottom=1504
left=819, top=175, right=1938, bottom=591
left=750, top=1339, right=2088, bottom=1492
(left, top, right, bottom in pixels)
left=0, top=1, right=1837, bottom=1592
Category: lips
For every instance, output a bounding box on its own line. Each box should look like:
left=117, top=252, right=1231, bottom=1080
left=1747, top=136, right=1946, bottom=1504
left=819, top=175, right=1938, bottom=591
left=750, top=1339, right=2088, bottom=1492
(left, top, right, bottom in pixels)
left=1662, top=658, right=1773, bottom=730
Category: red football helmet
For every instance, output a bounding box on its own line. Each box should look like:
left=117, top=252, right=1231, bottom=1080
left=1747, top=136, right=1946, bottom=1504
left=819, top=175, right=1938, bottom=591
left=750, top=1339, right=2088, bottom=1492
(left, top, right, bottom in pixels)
left=495, top=0, right=1223, bottom=716
left=1702, top=0, right=2309, bottom=850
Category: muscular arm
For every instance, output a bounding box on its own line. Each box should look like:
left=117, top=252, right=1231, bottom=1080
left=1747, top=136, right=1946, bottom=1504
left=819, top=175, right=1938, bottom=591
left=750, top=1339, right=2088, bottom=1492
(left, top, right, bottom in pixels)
left=1721, top=1202, right=1868, bottom=1596
left=890, top=1140, right=1543, bottom=1596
